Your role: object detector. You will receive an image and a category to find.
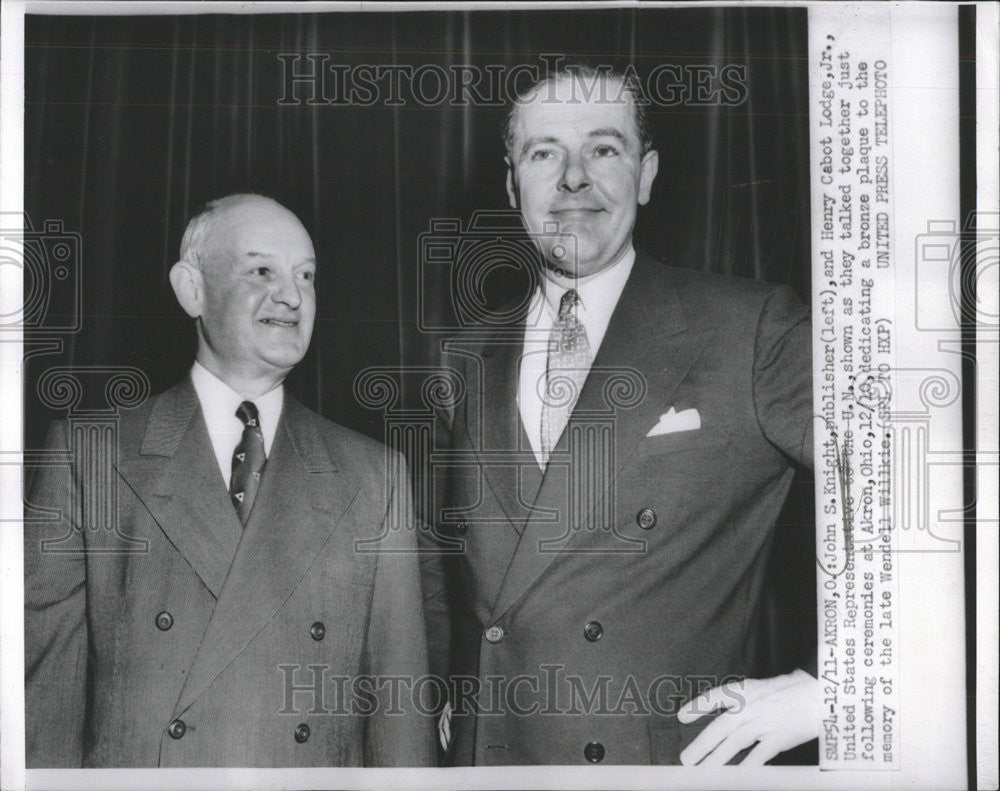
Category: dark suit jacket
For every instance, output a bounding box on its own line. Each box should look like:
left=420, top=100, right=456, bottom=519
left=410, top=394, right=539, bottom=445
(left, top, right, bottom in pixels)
left=25, top=377, right=435, bottom=767
left=423, top=251, right=813, bottom=765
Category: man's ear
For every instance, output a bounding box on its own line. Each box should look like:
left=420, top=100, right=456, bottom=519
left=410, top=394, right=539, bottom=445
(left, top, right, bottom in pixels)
left=505, top=157, right=519, bottom=210
left=169, top=260, right=205, bottom=319
left=637, top=149, right=659, bottom=206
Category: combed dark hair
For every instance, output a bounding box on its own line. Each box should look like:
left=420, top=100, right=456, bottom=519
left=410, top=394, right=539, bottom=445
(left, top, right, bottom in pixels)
left=502, top=62, right=653, bottom=158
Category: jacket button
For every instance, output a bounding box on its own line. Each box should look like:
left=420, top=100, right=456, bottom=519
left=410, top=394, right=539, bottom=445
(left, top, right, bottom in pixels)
left=155, top=611, right=173, bottom=631
left=167, top=719, right=186, bottom=739
left=584, top=741, right=605, bottom=763
left=294, top=723, right=311, bottom=743
left=636, top=507, right=657, bottom=530
left=309, top=622, right=326, bottom=641
left=484, top=625, right=505, bottom=643
left=583, top=621, right=604, bottom=642
left=455, top=521, right=469, bottom=535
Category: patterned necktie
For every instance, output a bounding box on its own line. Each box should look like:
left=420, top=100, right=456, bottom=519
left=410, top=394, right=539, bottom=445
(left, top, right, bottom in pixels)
left=230, top=401, right=266, bottom=524
left=540, top=288, right=591, bottom=466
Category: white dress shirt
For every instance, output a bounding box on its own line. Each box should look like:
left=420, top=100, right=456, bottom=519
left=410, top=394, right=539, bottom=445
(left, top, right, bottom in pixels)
left=518, top=247, right=635, bottom=468
left=190, top=361, right=283, bottom=488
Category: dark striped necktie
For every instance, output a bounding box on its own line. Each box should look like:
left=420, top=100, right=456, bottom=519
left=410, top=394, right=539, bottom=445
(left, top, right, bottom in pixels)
left=230, top=400, right=266, bottom=524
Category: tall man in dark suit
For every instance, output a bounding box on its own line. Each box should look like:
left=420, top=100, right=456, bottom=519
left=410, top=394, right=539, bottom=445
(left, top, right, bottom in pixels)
left=424, top=65, right=819, bottom=766
left=25, top=194, right=434, bottom=767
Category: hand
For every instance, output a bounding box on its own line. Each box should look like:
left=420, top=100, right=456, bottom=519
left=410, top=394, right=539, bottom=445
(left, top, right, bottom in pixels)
left=437, top=700, right=453, bottom=752
left=677, top=669, right=820, bottom=766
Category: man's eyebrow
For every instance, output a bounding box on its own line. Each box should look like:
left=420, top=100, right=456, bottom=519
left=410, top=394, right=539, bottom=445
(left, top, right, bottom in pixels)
left=518, top=135, right=559, bottom=158
left=518, top=129, right=632, bottom=158
left=588, top=127, right=630, bottom=147
left=243, top=251, right=317, bottom=267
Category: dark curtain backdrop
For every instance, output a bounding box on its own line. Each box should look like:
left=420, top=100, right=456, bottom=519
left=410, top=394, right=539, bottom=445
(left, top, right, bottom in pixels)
left=23, top=8, right=814, bottom=694
left=24, top=7, right=810, bottom=440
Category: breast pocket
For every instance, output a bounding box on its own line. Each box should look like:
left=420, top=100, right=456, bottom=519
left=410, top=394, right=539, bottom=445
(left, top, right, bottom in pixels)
left=635, top=423, right=730, bottom=461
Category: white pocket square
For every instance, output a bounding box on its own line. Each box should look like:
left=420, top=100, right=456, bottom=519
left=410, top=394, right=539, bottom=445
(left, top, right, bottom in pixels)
left=646, top=407, right=701, bottom=437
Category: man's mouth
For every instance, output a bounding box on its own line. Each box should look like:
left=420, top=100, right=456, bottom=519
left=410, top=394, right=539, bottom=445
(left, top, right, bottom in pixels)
left=260, top=318, right=298, bottom=327
left=551, top=207, right=602, bottom=215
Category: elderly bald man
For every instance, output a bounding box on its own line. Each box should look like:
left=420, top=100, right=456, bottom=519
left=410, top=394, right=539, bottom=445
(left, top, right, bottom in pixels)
left=25, top=194, right=435, bottom=767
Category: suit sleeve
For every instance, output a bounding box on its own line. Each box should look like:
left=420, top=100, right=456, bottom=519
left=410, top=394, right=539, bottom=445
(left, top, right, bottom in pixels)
left=24, top=420, right=88, bottom=767
left=362, top=450, right=437, bottom=767
left=752, top=286, right=818, bottom=679
left=753, top=285, right=813, bottom=470
left=415, top=356, right=461, bottom=686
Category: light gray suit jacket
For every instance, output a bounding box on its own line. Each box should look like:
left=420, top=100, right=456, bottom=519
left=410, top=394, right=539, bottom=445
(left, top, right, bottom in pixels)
left=25, top=377, right=435, bottom=767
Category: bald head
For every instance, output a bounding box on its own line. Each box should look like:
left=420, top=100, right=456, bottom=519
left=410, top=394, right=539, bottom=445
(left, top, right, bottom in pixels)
left=170, top=194, right=317, bottom=397
left=178, top=194, right=307, bottom=273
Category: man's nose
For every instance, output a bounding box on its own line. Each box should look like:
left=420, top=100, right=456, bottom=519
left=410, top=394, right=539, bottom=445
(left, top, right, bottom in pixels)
left=558, top=153, right=590, bottom=193
left=270, top=272, right=302, bottom=309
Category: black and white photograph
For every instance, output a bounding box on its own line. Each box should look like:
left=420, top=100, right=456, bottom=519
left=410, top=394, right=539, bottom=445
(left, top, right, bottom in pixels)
left=0, top=2, right=995, bottom=790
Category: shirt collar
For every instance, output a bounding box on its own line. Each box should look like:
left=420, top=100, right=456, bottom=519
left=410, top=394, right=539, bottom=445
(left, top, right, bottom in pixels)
left=190, top=361, right=284, bottom=454
left=539, top=245, right=636, bottom=319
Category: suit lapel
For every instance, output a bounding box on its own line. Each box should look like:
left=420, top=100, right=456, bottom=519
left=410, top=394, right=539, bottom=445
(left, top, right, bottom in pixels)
left=469, top=327, right=543, bottom=532
left=174, top=396, right=359, bottom=715
left=569, top=253, right=715, bottom=484
left=116, top=379, right=242, bottom=598
left=489, top=253, right=714, bottom=622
